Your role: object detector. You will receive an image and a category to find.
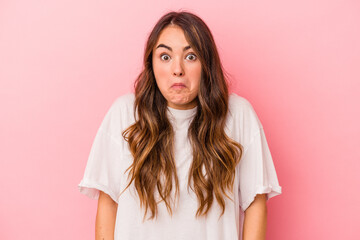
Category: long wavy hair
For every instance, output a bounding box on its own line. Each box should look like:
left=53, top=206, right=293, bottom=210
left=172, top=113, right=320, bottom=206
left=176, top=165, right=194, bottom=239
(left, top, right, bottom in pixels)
left=122, top=11, right=243, bottom=221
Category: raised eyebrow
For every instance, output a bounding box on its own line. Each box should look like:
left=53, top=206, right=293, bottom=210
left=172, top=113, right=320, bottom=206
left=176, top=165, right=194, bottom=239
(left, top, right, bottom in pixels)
left=183, top=46, right=191, bottom=51
left=156, top=44, right=172, bottom=51
left=155, top=44, right=192, bottom=52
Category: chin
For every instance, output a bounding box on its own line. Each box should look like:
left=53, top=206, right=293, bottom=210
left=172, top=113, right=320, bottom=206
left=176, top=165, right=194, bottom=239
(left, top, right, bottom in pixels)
left=170, top=101, right=188, bottom=107
left=166, top=95, right=197, bottom=108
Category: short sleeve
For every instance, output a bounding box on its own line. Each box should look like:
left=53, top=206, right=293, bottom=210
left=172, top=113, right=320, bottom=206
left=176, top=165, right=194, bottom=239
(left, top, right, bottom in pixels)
left=78, top=101, right=123, bottom=204
left=238, top=127, right=282, bottom=211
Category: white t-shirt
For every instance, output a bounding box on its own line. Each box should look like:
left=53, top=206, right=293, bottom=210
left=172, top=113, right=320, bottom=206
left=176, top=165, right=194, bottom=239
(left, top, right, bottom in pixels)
left=78, top=93, right=282, bottom=240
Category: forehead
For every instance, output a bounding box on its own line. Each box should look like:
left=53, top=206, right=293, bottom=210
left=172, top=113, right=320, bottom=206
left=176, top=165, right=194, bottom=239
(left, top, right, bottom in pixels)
left=154, top=25, right=190, bottom=48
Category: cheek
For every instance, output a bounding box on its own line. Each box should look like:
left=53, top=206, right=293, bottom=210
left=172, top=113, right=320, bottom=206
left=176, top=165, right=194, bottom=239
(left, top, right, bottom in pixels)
left=153, top=64, right=170, bottom=88
left=189, top=64, right=202, bottom=90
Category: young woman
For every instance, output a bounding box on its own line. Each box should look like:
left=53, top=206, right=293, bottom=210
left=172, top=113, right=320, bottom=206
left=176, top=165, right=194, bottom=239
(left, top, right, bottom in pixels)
left=78, top=11, right=282, bottom=240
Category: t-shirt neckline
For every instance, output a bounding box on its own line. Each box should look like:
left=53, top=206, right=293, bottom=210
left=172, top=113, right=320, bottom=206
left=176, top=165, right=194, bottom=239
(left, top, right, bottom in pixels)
left=167, top=105, right=198, bottom=120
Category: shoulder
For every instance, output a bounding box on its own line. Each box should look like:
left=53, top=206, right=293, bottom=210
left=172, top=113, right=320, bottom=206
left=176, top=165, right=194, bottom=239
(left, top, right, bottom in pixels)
left=99, top=93, right=135, bottom=136
left=226, top=93, right=264, bottom=145
left=228, top=93, right=253, bottom=111
left=106, top=93, right=135, bottom=117
left=111, top=93, right=135, bottom=110
left=228, top=93, right=262, bottom=128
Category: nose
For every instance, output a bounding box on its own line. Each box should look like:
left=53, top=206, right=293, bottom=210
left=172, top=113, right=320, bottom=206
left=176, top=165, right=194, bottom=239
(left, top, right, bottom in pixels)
left=172, top=58, right=184, bottom=77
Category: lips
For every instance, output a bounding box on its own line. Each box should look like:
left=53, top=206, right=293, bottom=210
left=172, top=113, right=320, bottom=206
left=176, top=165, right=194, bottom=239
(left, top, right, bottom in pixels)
left=171, top=83, right=186, bottom=89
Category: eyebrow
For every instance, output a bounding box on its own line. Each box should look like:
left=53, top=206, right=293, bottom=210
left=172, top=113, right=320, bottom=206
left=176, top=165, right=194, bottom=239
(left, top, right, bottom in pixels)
left=155, top=44, right=191, bottom=52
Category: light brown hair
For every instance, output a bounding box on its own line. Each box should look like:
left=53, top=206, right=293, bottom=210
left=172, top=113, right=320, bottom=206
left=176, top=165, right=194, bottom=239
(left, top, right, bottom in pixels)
left=122, top=11, right=243, bottom=221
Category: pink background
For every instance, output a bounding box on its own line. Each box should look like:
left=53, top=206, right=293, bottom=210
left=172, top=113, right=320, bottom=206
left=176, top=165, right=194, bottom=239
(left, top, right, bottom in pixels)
left=1, top=0, right=359, bottom=239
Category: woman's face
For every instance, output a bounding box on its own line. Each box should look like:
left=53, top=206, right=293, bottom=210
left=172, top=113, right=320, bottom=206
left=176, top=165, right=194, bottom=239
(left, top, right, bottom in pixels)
left=152, top=25, right=202, bottom=110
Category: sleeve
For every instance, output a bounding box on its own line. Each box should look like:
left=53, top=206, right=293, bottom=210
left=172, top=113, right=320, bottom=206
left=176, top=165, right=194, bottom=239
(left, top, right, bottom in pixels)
left=77, top=101, right=123, bottom=204
left=238, top=127, right=282, bottom=212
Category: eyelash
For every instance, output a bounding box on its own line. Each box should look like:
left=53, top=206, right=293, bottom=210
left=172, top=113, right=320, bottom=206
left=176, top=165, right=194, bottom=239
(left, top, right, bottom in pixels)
left=160, top=53, right=197, bottom=61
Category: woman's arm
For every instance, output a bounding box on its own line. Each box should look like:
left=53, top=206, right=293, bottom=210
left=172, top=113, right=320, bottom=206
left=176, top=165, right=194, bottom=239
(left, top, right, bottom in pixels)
left=95, top=191, right=118, bottom=240
left=242, top=193, right=267, bottom=240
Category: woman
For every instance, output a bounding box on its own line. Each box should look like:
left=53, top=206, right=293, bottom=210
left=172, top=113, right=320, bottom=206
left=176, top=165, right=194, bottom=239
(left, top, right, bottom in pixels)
left=78, top=11, right=282, bottom=240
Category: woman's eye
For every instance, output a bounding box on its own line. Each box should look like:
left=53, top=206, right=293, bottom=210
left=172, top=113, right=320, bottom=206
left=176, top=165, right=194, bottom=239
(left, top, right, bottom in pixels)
left=160, top=54, right=170, bottom=61
left=186, top=53, right=197, bottom=61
